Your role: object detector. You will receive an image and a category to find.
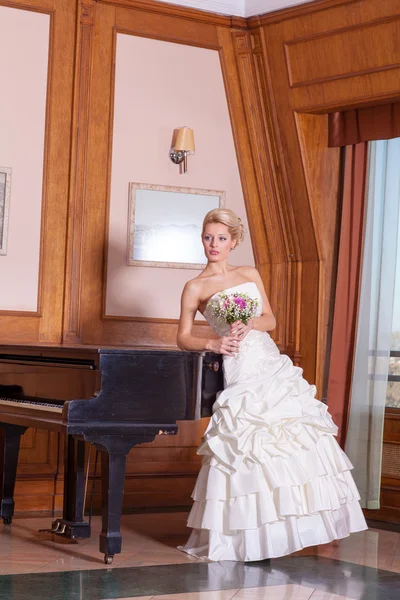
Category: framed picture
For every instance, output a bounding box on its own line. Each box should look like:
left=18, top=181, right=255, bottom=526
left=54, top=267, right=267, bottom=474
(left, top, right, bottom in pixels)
left=0, top=167, right=11, bottom=256
left=127, top=183, right=225, bottom=269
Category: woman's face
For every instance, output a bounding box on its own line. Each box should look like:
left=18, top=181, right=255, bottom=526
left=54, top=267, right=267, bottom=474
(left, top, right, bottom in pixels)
left=202, top=222, right=236, bottom=262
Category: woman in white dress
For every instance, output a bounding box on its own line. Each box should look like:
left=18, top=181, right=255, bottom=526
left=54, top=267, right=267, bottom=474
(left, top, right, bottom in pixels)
left=177, top=208, right=367, bottom=562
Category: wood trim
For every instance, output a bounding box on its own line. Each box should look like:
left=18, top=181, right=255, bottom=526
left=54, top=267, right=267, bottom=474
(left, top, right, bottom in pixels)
left=100, top=22, right=116, bottom=324
left=63, top=1, right=96, bottom=344
left=288, top=91, right=400, bottom=116
left=247, top=0, right=361, bottom=26
left=115, top=4, right=221, bottom=49
left=96, top=0, right=245, bottom=28
left=215, top=28, right=273, bottom=295
left=284, top=16, right=400, bottom=89
left=0, top=0, right=53, bottom=11
left=100, top=320, right=216, bottom=347
left=103, top=315, right=210, bottom=325
left=35, top=6, right=53, bottom=320
left=248, top=28, right=302, bottom=354
left=233, top=25, right=321, bottom=378
left=0, top=310, right=41, bottom=317
left=284, top=13, right=400, bottom=45
left=294, top=112, right=341, bottom=393
left=386, top=408, right=400, bottom=421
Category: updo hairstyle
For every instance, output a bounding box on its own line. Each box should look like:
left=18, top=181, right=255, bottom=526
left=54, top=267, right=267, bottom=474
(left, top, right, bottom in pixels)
left=202, top=208, right=245, bottom=248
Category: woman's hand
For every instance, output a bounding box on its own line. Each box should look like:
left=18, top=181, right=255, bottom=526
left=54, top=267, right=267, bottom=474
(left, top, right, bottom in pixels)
left=230, top=319, right=254, bottom=340
left=207, top=336, right=241, bottom=356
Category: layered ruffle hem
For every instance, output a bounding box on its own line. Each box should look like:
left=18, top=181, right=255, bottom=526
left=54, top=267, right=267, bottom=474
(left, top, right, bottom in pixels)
left=178, top=331, right=368, bottom=562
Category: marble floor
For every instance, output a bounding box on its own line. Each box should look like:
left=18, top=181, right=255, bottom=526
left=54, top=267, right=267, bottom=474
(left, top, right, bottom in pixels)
left=0, top=512, right=399, bottom=600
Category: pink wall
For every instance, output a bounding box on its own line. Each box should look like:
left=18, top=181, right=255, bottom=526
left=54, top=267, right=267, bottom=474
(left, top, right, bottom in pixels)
left=106, top=34, right=254, bottom=319
left=0, top=6, right=49, bottom=311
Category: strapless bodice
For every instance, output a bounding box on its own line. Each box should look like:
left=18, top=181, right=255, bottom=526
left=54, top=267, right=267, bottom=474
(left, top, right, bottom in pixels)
left=204, top=281, right=280, bottom=385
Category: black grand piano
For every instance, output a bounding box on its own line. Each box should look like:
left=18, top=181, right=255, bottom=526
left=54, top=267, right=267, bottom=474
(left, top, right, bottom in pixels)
left=0, top=348, right=223, bottom=564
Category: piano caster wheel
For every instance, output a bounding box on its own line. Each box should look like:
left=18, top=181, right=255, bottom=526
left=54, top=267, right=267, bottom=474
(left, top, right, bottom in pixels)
left=2, top=517, right=12, bottom=525
left=104, top=554, right=114, bottom=565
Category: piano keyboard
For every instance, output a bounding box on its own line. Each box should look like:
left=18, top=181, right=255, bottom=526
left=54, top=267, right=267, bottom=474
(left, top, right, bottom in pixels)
left=0, top=397, right=63, bottom=413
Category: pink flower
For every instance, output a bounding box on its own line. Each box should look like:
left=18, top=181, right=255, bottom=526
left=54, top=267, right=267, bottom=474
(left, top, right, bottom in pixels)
left=234, top=297, right=246, bottom=309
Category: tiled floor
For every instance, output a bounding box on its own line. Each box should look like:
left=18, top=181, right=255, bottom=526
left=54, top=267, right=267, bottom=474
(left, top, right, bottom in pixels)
left=0, top=512, right=400, bottom=600
left=123, top=589, right=355, bottom=600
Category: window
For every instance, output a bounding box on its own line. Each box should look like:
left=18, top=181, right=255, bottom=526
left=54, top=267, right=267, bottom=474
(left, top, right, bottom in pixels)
left=387, top=228, right=400, bottom=408
left=385, top=139, right=400, bottom=408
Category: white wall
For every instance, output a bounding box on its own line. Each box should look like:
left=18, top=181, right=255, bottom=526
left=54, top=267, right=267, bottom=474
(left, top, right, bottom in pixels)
left=156, top=0, right=310, bottom=17
left=0, top=6, right=50, bottom=311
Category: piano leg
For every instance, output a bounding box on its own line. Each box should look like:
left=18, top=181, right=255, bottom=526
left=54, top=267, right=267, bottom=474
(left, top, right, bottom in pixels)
left=0, top=423, right=27, bottom=525
left=49, top=436, right=91, bottom=539
left=99, top=450, right=127, bottom=564
left=96, top=435, right=156, bottom=565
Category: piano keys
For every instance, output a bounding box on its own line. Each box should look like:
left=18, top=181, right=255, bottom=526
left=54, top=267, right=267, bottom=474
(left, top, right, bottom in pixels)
left=0, top=348, right=223, bottom=564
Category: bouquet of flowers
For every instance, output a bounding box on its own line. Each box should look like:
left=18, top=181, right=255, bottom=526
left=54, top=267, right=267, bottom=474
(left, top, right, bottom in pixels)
left=210, top=292, right=259, bottom=325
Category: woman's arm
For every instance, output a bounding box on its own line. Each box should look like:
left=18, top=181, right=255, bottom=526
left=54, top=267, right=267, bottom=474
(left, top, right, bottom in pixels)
left=177, top=282, right=241, bottom=355
left=248, top=268, right=276, bottom=332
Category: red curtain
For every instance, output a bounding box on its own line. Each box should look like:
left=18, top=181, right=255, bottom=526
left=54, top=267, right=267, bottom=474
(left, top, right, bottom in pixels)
left=328, top=102, right=400, bottom=147
left=326, top=143, right=368, bottom=448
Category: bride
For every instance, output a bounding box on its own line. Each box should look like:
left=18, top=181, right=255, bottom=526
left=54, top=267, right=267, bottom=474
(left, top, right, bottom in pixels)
left=176, top=207, right=367, bottom=562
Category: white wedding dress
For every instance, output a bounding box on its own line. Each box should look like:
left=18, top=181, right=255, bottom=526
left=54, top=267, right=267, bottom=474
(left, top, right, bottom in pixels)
left=178, top=281, right=367, bottom=562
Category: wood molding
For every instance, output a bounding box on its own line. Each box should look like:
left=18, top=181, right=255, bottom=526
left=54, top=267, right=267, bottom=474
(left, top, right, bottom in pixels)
left=103, top=315, right=210, bottom=324
left=294, top=112, right=341, bottom=394
left=96, top=0, right=246, bottom=28
left=115, top=3, right=220, bottom=49
left=364, top=409, right=400, bottom=523
left=247, top=0, right=361, bottom=26
left=100, top=320, right=216, bottom=347
left=232, top=25, right=321, bottom=378
left=0, top=310, right=41, bottom=317
left=63, top=0, right=96, bottom=344
left=214, top=29, right=270, bottom=269
left=216, top=28, right=292, bottom=353
left=0, top=0, right=53, bottom=11
left=230, top=31, right=291, bottom=351
left=71, top=1, right=116, bottom=345
left=284, top=16, right=400, bottom=88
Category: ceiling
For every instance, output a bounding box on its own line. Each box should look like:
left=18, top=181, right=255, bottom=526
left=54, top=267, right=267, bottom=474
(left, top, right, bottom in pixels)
left=157, top=0, right=312, bottom=18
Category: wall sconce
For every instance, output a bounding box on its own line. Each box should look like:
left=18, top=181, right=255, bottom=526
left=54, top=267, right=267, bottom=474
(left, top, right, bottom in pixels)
left=169, top=127, right=195, bottom=174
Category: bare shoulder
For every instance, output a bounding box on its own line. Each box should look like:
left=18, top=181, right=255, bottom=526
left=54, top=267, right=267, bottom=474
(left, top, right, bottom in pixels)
left=237, top=265, right=260, bottom=280
left=182, top=276, right=204, bottom=300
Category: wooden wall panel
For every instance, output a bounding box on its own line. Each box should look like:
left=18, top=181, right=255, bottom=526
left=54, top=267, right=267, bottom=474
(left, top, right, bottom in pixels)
left=0, top=0, right=76, bottom=345
left=365, top=410, right=400, bottom=524
left=284, top=17, right=400, bottom=88
left=115, top=5, right=220, bottom=47
left=294, top=112, right=341, bottom=393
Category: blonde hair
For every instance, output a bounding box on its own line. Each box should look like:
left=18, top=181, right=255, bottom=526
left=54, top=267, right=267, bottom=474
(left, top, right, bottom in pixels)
left=202, top=208, right=245, bottom=247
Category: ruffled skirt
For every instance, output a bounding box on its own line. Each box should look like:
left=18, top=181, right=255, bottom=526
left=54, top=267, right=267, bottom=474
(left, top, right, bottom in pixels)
left=178, top=331, right=367, bottom=561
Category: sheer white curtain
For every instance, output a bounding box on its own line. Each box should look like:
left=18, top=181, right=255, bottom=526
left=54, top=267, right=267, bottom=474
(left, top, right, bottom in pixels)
left=346, top=138, right=400, bottom=509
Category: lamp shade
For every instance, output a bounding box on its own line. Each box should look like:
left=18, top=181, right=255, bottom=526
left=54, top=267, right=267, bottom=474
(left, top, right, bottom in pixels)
left=174, top=127, right=195, bottom=153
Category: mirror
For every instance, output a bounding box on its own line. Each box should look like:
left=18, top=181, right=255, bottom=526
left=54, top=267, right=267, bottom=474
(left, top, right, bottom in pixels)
left=127, top=183, right=225, bottom=268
